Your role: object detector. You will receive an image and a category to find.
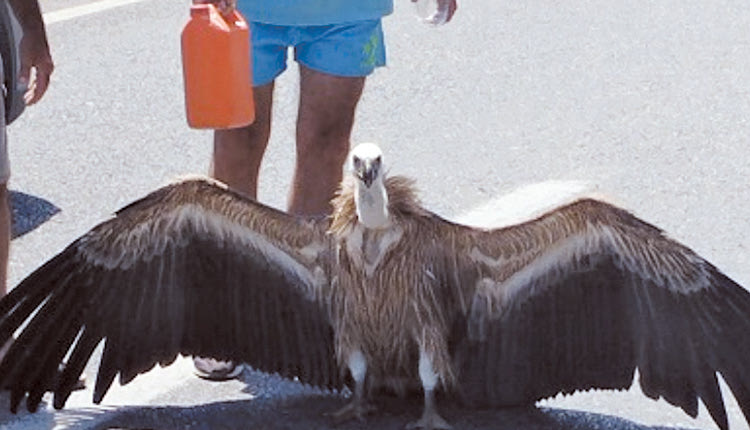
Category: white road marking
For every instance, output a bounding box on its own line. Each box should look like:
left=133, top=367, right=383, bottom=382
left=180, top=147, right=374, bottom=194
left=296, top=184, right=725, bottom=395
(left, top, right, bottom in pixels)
left=43, top=0, right=152, bottom=25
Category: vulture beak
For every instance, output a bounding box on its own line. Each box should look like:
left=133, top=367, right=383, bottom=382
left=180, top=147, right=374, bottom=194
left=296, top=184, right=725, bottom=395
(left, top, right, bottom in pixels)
left=361, top=160, right=378, bottom=188
left=352, top=155, right=381, bottom=189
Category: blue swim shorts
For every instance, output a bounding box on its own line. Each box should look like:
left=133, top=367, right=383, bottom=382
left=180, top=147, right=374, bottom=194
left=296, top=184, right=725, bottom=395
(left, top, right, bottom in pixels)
left=250, top=19, right=387, bottom=87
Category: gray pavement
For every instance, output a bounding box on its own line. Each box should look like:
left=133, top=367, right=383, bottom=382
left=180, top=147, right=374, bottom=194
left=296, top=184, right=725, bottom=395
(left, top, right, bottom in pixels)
left=1, top=0, right=749, bottom=428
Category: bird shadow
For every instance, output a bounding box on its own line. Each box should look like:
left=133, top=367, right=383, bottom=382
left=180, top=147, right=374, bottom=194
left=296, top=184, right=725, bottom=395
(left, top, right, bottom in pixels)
left=10, top=190, right=60, bottom=239
left=0, top=370, right=701, bottom=430
left=93, top=371, right=699, bottom=430
left=0, top=393, right=115, bottom=430
left=93, top=396, right=701, bottom=430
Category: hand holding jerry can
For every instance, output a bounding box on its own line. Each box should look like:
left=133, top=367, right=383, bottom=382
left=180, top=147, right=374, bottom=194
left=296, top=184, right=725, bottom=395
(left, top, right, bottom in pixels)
left=181, top=2, right=255, bottom=129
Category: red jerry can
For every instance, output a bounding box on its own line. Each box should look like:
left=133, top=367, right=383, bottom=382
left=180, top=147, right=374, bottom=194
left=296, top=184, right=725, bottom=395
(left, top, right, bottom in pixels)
left=181, top=3, right=255, bottom=129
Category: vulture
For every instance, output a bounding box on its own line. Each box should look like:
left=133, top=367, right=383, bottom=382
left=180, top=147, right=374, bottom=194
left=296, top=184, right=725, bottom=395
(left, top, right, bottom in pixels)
left=2, top=142, right=750, bottom=430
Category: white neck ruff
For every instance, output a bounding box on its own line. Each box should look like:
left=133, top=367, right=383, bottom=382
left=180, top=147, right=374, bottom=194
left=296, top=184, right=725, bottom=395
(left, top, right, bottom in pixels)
left=355, top=179, right=390, bottom=229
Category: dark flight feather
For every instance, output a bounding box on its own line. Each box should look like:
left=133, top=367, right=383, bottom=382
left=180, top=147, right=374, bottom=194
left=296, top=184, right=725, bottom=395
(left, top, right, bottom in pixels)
left=0, top=179, right=343, bottom=412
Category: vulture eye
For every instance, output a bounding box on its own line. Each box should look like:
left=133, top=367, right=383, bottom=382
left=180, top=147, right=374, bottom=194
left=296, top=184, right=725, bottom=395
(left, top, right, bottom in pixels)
left=375, top=156, right=382, bottom=166
left=353, top=156, right=362, bottom=169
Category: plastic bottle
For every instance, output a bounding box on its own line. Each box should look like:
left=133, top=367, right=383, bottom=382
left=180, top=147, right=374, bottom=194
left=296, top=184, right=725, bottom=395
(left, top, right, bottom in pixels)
left=181, top=3, right=255, bottom=129
left=413, top=0, right=450, bottom=26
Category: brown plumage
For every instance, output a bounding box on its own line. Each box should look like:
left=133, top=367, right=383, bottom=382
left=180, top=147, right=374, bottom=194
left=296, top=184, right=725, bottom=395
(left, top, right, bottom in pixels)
left=1, top=143, right=750, bottom=430
left=330, top=175, right=458, bottom=394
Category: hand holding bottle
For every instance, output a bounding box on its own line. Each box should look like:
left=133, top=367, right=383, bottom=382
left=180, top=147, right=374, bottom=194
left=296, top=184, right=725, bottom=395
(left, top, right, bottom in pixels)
left=192, top=0, right=236, bottom=17
left=412, top=0, right=458, bottom=26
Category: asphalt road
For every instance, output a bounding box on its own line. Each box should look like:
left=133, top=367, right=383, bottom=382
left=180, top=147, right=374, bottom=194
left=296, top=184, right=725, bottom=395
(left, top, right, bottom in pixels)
left=1, top=0, right=749, bottom=429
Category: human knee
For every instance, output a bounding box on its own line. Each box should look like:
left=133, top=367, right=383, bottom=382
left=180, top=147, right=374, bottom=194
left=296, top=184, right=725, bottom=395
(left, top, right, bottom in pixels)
left=300, top=139, right=350, bottom=163
left=297, top=122, right=352, bottom=160
left=297, top=76, right=362, bottom=154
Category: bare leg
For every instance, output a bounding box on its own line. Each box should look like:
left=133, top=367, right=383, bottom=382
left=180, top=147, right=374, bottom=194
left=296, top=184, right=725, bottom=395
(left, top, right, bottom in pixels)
left=407, top=348, right=452, bottom=430
left=0, top=183, right=8, bottom=296
left=211, top=82, right=274, bottom=198
left=289, top=65, right=365, bottom=216
left=197, top=83, right=274, bottom=381
left=0, top=183, right=9, bottom=360
left=329, top=349, right=375, bottom=423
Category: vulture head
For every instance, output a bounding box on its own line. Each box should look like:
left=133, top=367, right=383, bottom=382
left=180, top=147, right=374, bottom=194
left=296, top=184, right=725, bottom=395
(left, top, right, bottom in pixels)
left=349, top=142, right=384, bottom=189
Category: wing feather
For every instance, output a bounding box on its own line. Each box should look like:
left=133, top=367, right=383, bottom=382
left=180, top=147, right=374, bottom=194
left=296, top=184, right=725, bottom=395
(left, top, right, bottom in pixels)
left=54, top=326, right=100, bottom=408
left=0, top=178, right=342, bottom=411
left=0, top=268, right=81, bottom=410
left=13, top=281, right=79, bottom=412
left=444, top=198, right=750, bottom=430
left=25, top=282, right=83, bottom=410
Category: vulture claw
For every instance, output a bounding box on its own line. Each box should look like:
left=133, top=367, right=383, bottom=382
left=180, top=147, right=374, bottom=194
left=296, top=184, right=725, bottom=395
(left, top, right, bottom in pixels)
left=326, top=399, right=376, bottom=424
left=406, top=410, right=453, bottom=430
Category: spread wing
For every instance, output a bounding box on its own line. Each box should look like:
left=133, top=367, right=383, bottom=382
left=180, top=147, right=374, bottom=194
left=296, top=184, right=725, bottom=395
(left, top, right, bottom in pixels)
left=444, top=198, right=750, bottom=430
left=0, top=177, right=343, bottom=413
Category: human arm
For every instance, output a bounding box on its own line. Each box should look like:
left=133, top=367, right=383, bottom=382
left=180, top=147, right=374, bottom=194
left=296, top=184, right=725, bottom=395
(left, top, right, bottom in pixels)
left=193, top=0, right=236, bottom=16
left=7, top=0, right=53, bottom=105
left=438, top=0, right=457, bottom=23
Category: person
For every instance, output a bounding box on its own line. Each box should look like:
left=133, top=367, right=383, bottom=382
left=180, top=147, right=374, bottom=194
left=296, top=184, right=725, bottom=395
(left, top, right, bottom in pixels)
left=0, top=0, right=86, bottom=395
left=193, top=0, right=458, bottom=380
left=0, top=0, right=53, bottom=349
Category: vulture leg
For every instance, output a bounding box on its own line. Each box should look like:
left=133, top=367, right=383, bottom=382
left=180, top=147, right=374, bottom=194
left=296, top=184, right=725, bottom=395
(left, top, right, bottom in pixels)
left=329, top=350, right=375, bottom=423
left=407, top=349, right=452, bottom=430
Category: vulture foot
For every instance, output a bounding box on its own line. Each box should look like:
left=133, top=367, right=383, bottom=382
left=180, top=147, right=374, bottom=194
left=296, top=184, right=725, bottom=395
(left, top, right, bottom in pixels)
left=406, top=410, right=452, bottom=430
left=327, top=399, right=376, bottom=424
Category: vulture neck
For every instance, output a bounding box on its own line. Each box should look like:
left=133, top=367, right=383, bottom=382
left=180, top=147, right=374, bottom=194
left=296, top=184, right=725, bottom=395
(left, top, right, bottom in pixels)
left=330, top=175, right=424, bottom=239
left=354, top=177, right=390, bottom=230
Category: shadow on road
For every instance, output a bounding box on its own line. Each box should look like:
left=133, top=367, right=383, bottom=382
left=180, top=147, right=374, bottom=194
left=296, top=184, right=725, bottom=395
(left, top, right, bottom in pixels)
left=10, top=190, right=60, bottom=239
left=94, top=394, right=699, bottom=430
left=0, top=368, right=703, bottom=430
left=0, top=394, right=114, bottom=430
